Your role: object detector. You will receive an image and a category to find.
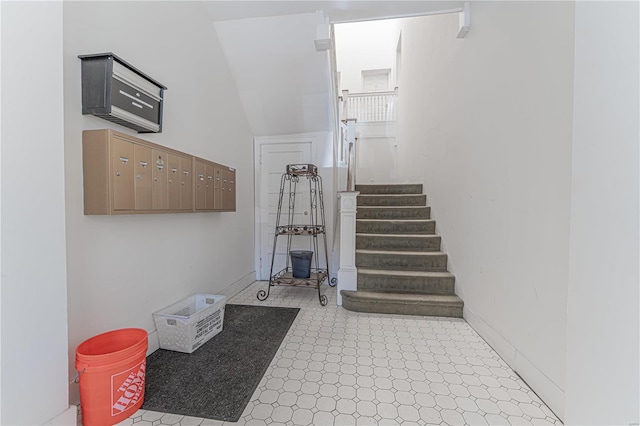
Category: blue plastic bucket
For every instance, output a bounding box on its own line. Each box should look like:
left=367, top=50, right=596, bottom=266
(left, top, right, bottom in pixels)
left=290, top=250, right=313, bottom=278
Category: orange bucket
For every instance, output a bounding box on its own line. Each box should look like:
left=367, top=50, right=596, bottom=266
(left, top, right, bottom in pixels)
left=76, top=328, right=148, bottom=426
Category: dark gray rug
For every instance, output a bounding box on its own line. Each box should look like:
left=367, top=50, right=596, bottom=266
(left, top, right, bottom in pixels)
left=142, top=304, right=299, bottom=422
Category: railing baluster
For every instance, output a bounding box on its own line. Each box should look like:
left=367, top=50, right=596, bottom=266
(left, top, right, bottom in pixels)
left=364, top=96, right=368, bottom=122
left=372, top=95, right=375, bottom=121
left=385, top=94, right=389, bottom=121
left=371, top=96, right=374, bottom=121
left=384, top=94, right=389, bottom=121
left=363, top=97, right=367, bottom=121
left=382, top=95, right=386, bottom=121
left=365, top=97, right=369, bottom=121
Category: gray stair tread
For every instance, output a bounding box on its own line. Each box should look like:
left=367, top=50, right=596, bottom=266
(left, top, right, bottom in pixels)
left=358, top=269, right=454, bottom=278
left=359, top=194, right=424, bottom=197
left=357, top=219, right=435, bottom=222
left=342, top=290, right=463, bottom=306
left=356, top=184, right=423, bottom=194
left=356, top=249, right=446, bottom=256
left=357, top=206, right=427, bottom=209
left=357, top=233, right=439, bottom=238
left=358, top=195, right=426, bottom=206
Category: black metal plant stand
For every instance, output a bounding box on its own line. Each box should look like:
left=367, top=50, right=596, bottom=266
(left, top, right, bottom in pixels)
left=257, top=164, right=335, bottom=306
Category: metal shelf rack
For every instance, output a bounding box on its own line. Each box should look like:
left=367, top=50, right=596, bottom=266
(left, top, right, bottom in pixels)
left=257, top=164, right=334, bottom=306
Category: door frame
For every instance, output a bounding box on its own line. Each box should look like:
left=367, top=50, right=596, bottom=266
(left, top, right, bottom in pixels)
left=254, top=133, right=325, bottom=280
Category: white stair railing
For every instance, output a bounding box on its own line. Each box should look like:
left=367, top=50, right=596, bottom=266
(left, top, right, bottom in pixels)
left=336, top=118, right=358, bottom=306
left=344, top=89, right=397, bottom=122
left=337, top=190, right=359, bottom=306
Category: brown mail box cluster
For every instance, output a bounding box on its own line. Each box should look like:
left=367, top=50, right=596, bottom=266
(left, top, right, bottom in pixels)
left=82, top=129, right=235, bottom=215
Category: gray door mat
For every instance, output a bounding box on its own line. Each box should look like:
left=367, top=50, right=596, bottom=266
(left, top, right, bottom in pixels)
left=142, top=303, right=300, bottom=422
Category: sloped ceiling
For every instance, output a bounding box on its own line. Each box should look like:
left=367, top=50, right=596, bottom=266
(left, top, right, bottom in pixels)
left=208, top=1, right=464, bottom=137
left=215, top=11, right=332, bottom=136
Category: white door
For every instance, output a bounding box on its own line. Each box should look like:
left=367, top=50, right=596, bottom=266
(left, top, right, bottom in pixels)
left=362, top=70, right=389, bottom=92
left=256, top=141, right=313, bottom=280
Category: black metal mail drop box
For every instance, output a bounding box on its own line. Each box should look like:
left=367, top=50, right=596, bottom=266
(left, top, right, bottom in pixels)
left=79, top=53, right=167, bottom=133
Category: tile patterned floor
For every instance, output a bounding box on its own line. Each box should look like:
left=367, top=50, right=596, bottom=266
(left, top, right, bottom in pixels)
left=112, top=282, right=562, bottom=426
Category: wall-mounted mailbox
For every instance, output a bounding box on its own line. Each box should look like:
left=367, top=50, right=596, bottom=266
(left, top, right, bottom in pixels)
left=82, top=129, right=236, bottom=215
left=79, top=53, right=167, bottom=133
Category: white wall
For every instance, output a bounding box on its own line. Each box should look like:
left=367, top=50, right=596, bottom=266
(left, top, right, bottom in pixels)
left=354, top=122, right=398, bottom=184
left=0, top=0, right=3, bottom=419
left=63, top=1, right=254, bottom=403
left=335, top=19, right=401, bottom=93
left=565, top=2, right=639, bottom=424
left=395, top=2, right=576, bottom=418
left=1, top=2, right=73, bottom=424
left=214, top=12, right=332, bottom=136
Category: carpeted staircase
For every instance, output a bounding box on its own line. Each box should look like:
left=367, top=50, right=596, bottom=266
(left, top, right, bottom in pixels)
left=341, top=184, right=464, bottom=317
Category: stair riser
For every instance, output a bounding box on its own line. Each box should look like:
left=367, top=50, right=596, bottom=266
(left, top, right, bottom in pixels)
left=357, top=195, right=427, bottom=206
left=356, top=253, right=447, bottom=271
left=356, top=221, right=436, bottom=234
left=357, top=207, right=430, bottom=220
left=358, top=274, right=455, bottom=294
left=355, top=184, right=423, bottom=195
left=342, top=297, right=463, bottom=318
left=356, top=235, right=441, bottom=251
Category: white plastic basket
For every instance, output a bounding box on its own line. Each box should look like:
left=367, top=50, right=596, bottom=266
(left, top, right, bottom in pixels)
left=153, top=294, right=226, bottom=353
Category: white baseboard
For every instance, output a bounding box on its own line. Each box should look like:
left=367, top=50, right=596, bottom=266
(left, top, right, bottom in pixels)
left=45, top=405, right=77, bottom=425
left=464, top=307, right=517, bottom=369
left=219, top=271, right=257, bottom=299
left=515, top=351, right=565, bottom=421
left=464, top=306, right=565, bottom=422
left=147, top=329, right=160, bottom=355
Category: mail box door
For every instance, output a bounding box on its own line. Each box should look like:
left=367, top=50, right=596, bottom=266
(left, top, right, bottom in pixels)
left=134, top=144, right=152, bottom=210
left=195, top=160, right=206, bottom=210
left=213, top=166, right=223, bottom=210
left=180, top=156, right=193, bottom=210
left=152, top=149, right=168, bottom=210
left=205, top=163, right=215, bottom=210
left=110, top=136, right=135, bottom=211
left=222, top=168, right=236, bottom=211
left=110, top=78, right=161, bottom=125
left=167, top=154, right=181, bottom=210
left=228, top=169, right=236, bottom=211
